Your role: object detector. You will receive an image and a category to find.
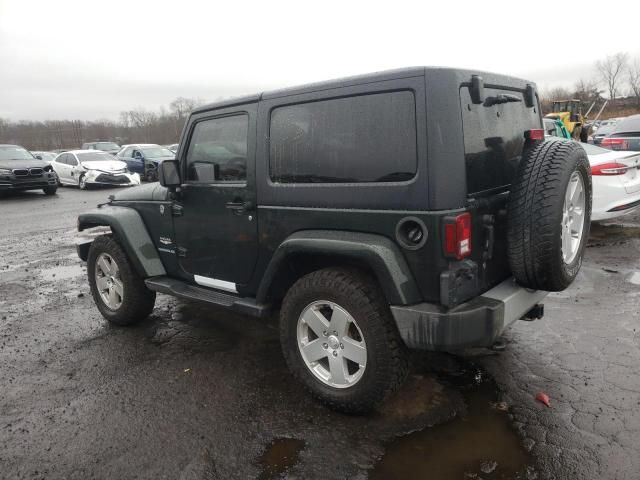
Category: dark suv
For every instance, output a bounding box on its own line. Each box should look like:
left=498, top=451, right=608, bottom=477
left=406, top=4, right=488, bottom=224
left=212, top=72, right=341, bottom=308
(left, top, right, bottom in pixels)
left=77, top=68, right=592, bottom=413
left=0, top=144, right=58, bottom=195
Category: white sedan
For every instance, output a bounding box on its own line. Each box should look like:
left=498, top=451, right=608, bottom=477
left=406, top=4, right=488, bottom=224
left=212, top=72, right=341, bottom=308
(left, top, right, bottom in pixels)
left=51, top=150, right=140, bottom=189
left=582, top=143, right=640, bottom=221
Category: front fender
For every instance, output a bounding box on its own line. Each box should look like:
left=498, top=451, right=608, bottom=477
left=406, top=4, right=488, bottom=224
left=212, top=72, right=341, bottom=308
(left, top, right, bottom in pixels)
left=77, top=205, right=166, bottom=277
left=257, top=230, right=421, bottom=305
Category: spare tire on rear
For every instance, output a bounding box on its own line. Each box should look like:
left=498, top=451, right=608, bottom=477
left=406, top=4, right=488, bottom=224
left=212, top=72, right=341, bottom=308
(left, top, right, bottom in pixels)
left=507, top=140, right=591, bottom=291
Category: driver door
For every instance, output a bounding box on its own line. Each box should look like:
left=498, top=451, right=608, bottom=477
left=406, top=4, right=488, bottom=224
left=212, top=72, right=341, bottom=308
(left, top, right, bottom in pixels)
left=172, top=104, right=258, bottom=292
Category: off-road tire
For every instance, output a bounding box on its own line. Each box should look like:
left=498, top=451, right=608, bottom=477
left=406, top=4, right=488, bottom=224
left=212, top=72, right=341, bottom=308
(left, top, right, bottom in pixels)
left=43, top=186, right=57, bottom=195
left=87, top=235, right=156, bottom=325
left=280, top=267, right=409, bottom=414
left=507, top=139, right=592, bottom=291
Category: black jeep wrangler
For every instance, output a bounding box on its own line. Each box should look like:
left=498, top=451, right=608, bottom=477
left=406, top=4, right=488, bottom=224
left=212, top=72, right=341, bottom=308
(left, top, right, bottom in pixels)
left=77, top=67, right=591, bottom=413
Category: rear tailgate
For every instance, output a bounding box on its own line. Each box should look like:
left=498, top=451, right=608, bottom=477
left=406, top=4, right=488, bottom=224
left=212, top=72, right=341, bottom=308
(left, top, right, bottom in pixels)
left=455, top=83, right=541, bottom=301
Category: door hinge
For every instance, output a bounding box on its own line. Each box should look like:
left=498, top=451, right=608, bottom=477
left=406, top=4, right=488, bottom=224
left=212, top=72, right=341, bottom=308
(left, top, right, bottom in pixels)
left=172, top=204, right=183, bottom=217
left=176, top=246, right=187, bottom=257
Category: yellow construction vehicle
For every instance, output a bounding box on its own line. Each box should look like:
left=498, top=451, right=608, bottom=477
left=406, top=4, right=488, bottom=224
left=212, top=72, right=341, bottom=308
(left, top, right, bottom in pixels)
left=545, top=100, right=589, bottom=142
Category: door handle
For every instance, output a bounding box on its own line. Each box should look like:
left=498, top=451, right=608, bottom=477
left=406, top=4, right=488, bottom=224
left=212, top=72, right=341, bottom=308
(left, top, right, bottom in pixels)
left=225, top=200, right=254, bottom=214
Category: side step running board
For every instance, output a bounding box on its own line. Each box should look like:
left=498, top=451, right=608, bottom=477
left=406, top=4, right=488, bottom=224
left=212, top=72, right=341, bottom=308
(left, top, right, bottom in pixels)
left=145, top=276, right=270, bottom=318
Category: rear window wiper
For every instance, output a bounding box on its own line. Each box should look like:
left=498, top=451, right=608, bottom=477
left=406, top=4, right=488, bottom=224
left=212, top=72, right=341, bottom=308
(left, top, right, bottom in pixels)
left=484, top=94, right=522, bottom=107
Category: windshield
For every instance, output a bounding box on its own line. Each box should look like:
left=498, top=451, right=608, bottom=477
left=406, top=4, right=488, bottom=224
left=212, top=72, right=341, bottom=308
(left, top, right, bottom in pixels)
left=596, top=124, right=617, bottom=135
left=95, top=142, right=120, bottom=151
left=0, top=146, right=35, bottom=161
left=142, top=147, right=175, bottom=158
left=77, top=152, right=116, bottom=162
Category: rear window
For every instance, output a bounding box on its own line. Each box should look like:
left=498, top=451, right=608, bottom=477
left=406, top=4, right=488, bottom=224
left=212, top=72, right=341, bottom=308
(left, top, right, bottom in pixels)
left=461, top=87, right=541, bottom=195
left=613, top=115, right=640, bottom=135
left=269, top=91, right=417, bottom=183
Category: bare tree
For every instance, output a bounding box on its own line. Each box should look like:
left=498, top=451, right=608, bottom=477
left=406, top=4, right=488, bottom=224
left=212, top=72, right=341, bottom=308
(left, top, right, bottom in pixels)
left=169, top=97, right=204, bottom=120
left=596, top=52, right=629, bottom=100
left=628, top=58, right=640, bottom=106
left=540, top=86, right=572, bottom=113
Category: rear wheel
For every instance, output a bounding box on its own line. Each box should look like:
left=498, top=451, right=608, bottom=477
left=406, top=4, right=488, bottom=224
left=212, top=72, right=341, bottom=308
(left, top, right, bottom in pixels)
left=507, top=140, right=592, bottom=291
left=280, top=267, right=408, bottom=414
left=87, top=235, right=156, bottom=325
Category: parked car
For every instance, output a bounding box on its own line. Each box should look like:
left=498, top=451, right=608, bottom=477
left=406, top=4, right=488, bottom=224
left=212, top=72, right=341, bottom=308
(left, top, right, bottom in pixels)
left=543, top=117, right=571, bottom=139
left=164, top=143, right=179, bottom=153
left=77, top=67, right=590, bottom=413
left=116, top=144, right=175, bottom=182
left=51, top=150, right=140, bottom=189
left=591, top=119, right=620, bottom=145
left=601, top=114, right=640, bottom=151
left=30, top=151, right=58, bottom=165
left=0, top=144, right=58, bottom=195
left=81, top=141, right=121, bottom=156
left=581, top=142, right=640, bottom=221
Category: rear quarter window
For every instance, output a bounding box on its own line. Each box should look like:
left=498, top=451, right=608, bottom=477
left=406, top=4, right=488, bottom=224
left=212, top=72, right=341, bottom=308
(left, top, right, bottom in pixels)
left=461, top=87, right=541, bottom=195
left=269, top=91, right=417, bottom=183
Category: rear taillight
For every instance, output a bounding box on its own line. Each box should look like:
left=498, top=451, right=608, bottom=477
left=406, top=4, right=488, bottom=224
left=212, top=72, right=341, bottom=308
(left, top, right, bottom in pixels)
left=444, top=213, right=472, bottom=260
left=601, top=138, right=628, bottom=150
left=591, top=162, right=632, bottom=176
left=525, top=129, right=545, bottom=141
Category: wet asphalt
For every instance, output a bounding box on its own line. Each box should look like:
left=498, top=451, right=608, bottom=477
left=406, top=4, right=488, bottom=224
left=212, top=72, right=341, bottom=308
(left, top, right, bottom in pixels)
left=0, top=186, right=639, bottom=480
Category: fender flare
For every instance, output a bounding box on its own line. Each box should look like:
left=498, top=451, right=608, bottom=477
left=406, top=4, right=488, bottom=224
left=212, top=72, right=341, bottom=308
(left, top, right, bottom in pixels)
left=256, top=230, right=421, bottom=305
left=77, top=206, right=166, bottom=277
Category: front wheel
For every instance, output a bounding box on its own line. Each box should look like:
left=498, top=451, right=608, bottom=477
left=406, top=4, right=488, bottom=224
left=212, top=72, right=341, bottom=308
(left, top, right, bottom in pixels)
left=78, top=174, right=88, bottom=190
left=87, top=235, right=156, bottom=325
left=280, top=267, right=408, bottom=414
left=43, top=186, right=57, bottom=195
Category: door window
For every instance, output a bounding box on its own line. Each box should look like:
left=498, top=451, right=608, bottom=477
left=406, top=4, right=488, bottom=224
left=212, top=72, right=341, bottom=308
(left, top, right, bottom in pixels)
left=185, top=114, right=249, bottom=183
left=122, top=147, right=133, bottom=158
left=269, top=91, right=417, bottom=183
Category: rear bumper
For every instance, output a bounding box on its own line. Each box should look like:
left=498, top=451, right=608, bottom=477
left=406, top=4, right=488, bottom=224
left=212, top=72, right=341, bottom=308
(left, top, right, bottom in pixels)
left=391, top=277, right=548, bottom=350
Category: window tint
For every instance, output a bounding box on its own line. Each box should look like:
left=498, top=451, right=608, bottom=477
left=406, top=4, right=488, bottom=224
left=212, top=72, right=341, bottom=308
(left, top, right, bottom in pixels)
left=269, top=91, right=417, bottom=184
left=461, top=86, right=540, bottom=195
left=185, top=114, right=248, bottom=183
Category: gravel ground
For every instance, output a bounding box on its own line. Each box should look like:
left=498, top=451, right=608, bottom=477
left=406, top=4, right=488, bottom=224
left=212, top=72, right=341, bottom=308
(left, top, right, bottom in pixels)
left=1, top=186, right=639, bottom=479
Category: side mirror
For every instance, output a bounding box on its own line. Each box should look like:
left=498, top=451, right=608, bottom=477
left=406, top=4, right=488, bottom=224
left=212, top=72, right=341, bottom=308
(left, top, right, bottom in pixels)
left=134, top=152, right=143, bottom=160
left=159, top=159, right=181, bottom=189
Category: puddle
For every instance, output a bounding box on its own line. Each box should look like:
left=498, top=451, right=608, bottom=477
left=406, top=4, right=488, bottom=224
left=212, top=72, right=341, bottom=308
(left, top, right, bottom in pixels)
left=370, top=362, right=535, bottom=480
left=39, top=264, right=84, bottom=281
left=257, top=438, right=305, bottom=480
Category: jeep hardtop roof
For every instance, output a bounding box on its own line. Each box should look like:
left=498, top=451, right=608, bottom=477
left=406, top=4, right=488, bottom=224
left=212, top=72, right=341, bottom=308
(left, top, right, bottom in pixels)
left=193, top=67, right=537, bottom=114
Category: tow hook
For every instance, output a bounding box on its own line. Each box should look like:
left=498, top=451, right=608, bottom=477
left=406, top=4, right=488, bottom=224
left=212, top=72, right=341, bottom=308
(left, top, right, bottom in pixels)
left=521, top=303, right=545, bottom=321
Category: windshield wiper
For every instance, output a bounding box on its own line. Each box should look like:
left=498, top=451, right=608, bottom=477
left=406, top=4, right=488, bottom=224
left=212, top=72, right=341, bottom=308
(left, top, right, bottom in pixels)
left=484, top=94, right=522, bottom=107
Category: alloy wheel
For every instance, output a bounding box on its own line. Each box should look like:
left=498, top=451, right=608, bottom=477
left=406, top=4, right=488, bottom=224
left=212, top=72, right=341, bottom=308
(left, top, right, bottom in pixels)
left=297, top=300, right=367, bottom=389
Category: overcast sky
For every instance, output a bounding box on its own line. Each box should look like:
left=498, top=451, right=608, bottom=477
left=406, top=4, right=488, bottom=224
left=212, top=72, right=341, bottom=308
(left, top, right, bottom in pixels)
left=1, top=0, right=638, bottom=121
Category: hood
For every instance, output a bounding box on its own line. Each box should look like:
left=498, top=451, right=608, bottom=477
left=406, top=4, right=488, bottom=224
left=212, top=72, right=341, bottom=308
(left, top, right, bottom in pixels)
left=0, top=158, right=49, bottom=170
left=82, top=160, right=127, bottom=171
left=111, top=182, right=169, bottom=202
